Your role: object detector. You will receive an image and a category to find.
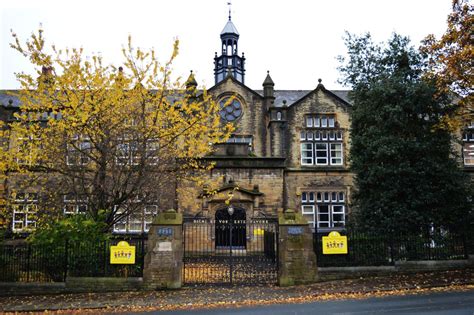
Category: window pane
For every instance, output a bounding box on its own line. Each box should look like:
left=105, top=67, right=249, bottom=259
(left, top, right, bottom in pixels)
left=324, top=192, right=330, bottom=202
left=314, top=117, right=320, bottom=127
left=315, top=143, right=328, bottom=165
left=316, top=192, right=322, bottom=202
left=306, top=117, right=313, bottom=127
left=333, top=205, right=345, bottom=213
left=301, top=143, right=314, bottom=165
left=145, top=205, right=158, bottom=215
left=77, top=205, right=87, bottom=213
left=330, top=143, right=343, bottom=165
left=464, top=143, right=474, bottom=165
left=16, top=193, right=25, bottom=201
left=319, top=213, right=329, bottom=221
left=319, top=205, right=329, bottom=213
left=328, top=117, right=335, bottom=128
left=309, top=192, right=315, bottom=202
left=338, top=192, right=345, bottom=202
left=321, top=116, right=328, bottom=127
left=302, top=192, right=307, bottom=202
left=302, top=205, right=315, bottom=214
left=64, top=204, right=76, bottom=214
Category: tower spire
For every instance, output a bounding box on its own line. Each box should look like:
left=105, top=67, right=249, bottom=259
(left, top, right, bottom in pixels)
left=214, top=3, right=245, bottom=85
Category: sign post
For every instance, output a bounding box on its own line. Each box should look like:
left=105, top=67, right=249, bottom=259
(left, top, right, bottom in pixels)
left=110, top=241, right=136, bottom=264
left=322, top=231, right=348, bottom=255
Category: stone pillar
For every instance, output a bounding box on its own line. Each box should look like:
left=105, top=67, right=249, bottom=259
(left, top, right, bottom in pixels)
left=143, top=209, right=183, bottom=290
left=278, top=209, right=318, bottom=286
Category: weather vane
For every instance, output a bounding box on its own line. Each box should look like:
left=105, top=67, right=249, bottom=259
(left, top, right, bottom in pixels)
left=227, top=1, right=232, bottom=20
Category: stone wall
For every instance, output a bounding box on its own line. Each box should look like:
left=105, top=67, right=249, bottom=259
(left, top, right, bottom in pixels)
left=209, top=78, right=267, bottom=157
left=284, top=171, right=353, bottom=214
left=285, top=88, right=351, bottom=169
left=178, top=167, right=285, bottom=217
left=0, top=277, right=142, bottom=296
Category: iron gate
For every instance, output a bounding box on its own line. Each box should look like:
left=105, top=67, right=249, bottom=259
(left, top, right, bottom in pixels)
left=183, top=216, right=278, bottom=286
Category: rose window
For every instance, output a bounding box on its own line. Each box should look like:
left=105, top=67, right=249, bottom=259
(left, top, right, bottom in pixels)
left=219, top=98, right=242, bottom=122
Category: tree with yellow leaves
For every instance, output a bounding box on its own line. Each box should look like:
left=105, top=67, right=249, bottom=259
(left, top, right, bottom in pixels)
left=2, top=28, right=232, bottom=233
left=421, top=0, right=473, bottom=129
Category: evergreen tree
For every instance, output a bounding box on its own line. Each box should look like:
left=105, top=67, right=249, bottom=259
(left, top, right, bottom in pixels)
left=338, top=33, right=472, bottom=235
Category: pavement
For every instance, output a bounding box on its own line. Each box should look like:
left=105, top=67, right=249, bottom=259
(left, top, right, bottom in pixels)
left=0, top=269, right=473, bottom=314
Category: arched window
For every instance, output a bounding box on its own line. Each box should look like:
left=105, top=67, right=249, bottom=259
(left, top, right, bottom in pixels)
left=276, top=111, right=282, bottom=121
left=227, top=40, right=233, bottom=56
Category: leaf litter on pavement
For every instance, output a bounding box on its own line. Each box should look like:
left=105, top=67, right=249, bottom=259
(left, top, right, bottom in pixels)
left=0, top=269, right=473, bottom=314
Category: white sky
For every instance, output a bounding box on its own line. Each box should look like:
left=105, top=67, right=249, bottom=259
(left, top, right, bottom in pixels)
left=1, top=0, right=452, bottom=90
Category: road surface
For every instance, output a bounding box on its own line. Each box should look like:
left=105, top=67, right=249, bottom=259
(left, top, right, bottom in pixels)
left=134, top=289, right=474, bottom=315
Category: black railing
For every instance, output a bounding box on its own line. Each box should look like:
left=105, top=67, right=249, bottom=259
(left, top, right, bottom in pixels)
left=0, top=243, right=67, bottom=282
left=0, top=236, right=147, bottom=282
left=314, top=230, right=470, bottom=267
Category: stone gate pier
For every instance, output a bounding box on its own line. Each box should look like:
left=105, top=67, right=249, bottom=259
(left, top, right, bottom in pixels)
left=143, top=209, right=183, bottom=289
left=278, top=209, right=318, bottom=286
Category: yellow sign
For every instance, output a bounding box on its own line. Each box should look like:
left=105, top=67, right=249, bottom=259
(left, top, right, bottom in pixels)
left=253, top=228, right=265, bottom=236
left=322, top=231, right=348, bottom=255
left=110, top=241, right=136, bottom=264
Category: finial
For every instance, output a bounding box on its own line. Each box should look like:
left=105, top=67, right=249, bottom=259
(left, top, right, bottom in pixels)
left=267, top=70, right=270, bottom=74
left=318, top=78, right=322, bottom=84
left=227, top=1, right=232, bottom=20
left=190, top=70, right=193, bottom=74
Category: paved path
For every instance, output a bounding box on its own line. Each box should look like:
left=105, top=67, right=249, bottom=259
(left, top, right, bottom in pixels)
left=139, top=289, right=474, bottom=315
left=0, top=269, right=473, bottom=313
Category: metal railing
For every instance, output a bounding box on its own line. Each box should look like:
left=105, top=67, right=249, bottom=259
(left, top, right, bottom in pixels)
left=314, top=230, right=471, bottom=267
left=0, top=236, right=147, bottom=282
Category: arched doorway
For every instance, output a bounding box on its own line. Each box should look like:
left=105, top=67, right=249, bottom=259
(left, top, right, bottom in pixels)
left=215, top=207, right=246, bottom=248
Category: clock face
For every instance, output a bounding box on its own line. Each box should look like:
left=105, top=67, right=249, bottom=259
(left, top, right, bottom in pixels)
left=219, top=98, right=242, bottom=122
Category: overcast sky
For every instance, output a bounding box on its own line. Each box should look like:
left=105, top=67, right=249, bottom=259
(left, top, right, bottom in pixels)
left=1, top=0, right=452, bottom=90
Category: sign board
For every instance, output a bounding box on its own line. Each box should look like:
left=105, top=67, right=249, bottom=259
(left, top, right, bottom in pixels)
left=288, top=227, right=304, bottom=235
left=322, top=231, right=348, bottom=255
left=157, top=241, right=173, bottom=252
left=253, top=228, right=265, bottom=236
left=157, top=227, right=173, bottom=237
left=110, top=241, right=136, bottom=264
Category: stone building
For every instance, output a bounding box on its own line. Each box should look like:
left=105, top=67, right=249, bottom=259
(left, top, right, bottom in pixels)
left=0, top=15, right=472, bottom=237
left=179, top=15, right=353, bottom=234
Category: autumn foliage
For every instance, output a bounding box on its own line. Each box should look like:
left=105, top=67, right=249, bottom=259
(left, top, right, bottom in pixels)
left=1, top=29, right=232, bottom=231
left=421, top=0, right=473, bottom=128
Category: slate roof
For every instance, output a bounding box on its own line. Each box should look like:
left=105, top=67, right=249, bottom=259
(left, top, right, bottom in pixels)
left=0, top=91, right=22, bottom=108
left=221, top=20, right=239, bottom=36
left=254, top=90, right=351, bottom=107
left=0, top=89, right=352, bottom=108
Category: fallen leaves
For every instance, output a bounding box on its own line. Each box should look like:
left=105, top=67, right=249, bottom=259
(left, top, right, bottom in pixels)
left=0, top=269, right=473, bottom=314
